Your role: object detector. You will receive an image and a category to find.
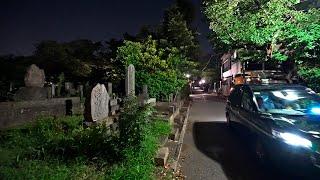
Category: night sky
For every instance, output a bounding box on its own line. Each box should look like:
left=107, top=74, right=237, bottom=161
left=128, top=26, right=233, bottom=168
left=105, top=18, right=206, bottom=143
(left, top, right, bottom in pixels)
left=0, top=0, right=212, bottom=56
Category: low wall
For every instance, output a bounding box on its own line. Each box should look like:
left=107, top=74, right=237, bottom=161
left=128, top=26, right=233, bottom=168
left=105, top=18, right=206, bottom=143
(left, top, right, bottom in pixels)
left=0, top=97, right=82, bottom=129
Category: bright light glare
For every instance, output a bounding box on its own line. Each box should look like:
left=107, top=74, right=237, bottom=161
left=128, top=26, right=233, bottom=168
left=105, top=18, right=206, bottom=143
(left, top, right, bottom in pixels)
left=185, top=74, right=191, bottom=78
left=199, top=79, right=205, bottom=84
left=279, top=132, right=312, bottom=148
left=272, top=91, right=301, bottom=101
left=311, top=107, right=320, bottom=115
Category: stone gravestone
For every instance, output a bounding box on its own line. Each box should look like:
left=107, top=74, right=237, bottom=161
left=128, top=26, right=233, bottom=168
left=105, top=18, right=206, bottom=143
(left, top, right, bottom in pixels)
left=24, top=64, right=45, bottom=87
left=13, top=64, right=48, bottom=101
left=84, top=84, right=110, bottom=122
left=9, top=82, right=13, bottom=92
left=110, top=99, right=119, bottom=115
left=65, top=82, right=76, bottom=96
left=125, top=64, right=135, bottom=96
left=79, top=85, right=84, bottom=99
left=51, top=83, right=55, bottom=97
left=143, top=85, right=149, bottom=99
left=108, top=82, right=112, bottom=97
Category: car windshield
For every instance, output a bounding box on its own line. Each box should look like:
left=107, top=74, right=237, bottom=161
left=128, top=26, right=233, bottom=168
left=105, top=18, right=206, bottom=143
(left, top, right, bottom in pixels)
left=253, top=88, right=320, bottom=116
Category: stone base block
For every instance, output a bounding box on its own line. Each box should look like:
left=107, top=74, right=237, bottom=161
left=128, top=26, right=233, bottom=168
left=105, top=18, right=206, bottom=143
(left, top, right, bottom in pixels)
left=155, top=147, right=169, bottom=166
left=169, top=129, right=180, bottom=141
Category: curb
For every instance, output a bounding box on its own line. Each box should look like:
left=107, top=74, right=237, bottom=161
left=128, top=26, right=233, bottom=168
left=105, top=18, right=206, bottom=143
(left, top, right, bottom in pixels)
left=172, top=101, right=191, bottom=172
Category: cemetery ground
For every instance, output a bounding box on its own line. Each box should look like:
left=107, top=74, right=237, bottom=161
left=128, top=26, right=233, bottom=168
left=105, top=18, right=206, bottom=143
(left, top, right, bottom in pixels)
left=0, top=103, right=171, bottom=179
left=0, top=62, right=192, bottom=179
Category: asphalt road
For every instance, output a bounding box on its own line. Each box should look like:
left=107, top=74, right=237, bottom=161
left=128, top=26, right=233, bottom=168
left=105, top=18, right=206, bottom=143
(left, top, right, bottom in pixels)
left=179, top=92, right=303, bottom=180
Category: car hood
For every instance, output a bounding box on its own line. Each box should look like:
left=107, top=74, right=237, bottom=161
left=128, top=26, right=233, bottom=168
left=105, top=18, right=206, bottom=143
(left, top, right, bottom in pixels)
left=272, top=114, right=320, bottom=135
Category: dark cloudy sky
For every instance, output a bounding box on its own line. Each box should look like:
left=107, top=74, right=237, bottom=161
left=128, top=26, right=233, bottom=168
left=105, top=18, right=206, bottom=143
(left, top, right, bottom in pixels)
left=0, top=0, right=212, bottom=56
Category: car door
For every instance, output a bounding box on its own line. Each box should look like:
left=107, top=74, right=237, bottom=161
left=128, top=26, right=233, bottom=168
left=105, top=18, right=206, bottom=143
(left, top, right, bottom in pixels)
left=227, top=86, right=242, bottom=123
left=238, top=87, right=270, bottom=137
left=238, top=87, right=256, bottom=130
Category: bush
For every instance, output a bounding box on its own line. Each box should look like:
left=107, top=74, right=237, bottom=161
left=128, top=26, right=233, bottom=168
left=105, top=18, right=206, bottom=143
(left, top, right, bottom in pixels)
left=109, top=121, right=170, bottom=179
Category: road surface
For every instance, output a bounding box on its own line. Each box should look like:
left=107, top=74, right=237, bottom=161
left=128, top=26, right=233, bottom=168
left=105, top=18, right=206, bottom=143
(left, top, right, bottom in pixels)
left=179, top=92, right=299, bottom=180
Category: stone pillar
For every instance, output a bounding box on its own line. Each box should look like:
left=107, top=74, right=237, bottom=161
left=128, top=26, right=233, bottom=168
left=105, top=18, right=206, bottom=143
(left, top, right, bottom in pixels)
left=51, top=83, right=55, bottom=97
left=65, top=82, right=72, bottom=96
left=169, top=93, right=173, bottom=103
left=47, top=87, right=52, bottom=99
left=125, top=64, right=135, bottom=96
left=9, top=82, right=13, bottom=92
left=142, top=85, right=148, bottom=99
left=57, top=84, right=61, bottom=97
left=108, top=82, right=112, bottom=97
left=79, top=85, right=84, bottom=99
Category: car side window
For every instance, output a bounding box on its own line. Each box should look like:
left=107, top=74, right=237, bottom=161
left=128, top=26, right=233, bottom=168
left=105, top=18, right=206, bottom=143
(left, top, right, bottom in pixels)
left=241, top=90, right=255, bottom=111
left=229, top=87, right=241, bottom=107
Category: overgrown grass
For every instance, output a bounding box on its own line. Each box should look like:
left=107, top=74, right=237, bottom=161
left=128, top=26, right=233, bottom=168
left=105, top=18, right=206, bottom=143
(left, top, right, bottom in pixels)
left=108, top=120, right=171, bottom=179
left=0, top=98, right=171, bottom=180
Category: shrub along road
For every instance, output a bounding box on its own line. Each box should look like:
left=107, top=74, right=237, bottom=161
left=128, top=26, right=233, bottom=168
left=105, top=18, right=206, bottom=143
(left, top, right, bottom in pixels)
left=179, top=92, right=298, bottom=180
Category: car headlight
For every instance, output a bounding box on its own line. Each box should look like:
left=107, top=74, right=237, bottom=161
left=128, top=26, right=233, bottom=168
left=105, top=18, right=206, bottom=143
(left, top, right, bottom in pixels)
left=272, top=130, right=312, bottom=148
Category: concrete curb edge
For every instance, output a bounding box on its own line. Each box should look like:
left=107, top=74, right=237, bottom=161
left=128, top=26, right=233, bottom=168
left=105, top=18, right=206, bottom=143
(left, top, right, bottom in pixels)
left=172, top=100, right=191, bottom=172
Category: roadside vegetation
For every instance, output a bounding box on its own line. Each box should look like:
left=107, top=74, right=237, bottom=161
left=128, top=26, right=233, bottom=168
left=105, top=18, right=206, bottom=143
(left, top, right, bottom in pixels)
left=0, top=97, right=171, bottom=179
left=204, top=0, right=320, bottom=90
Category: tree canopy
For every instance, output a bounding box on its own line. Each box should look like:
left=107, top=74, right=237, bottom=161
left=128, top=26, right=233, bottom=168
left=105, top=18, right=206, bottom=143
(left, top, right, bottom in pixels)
left=204, top=0, right=320, bottom=61
left=117, top=36, right=196, bottom=99
left=204, top=0, right=320, bottom=90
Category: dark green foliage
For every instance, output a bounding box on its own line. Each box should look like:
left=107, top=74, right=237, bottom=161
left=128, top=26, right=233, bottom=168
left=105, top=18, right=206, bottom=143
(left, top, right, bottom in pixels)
left=162, top=5, right=199, bottom=59
left=34, top=40, right=99, bottom=80
left=119, top=96, right=153, bottom=149
left=204, top=0, right=320, bottom=89
left=298, top=67, right=320, bottom=92
left=117, top=37, right=194, bottom=99
left=111, top=97, right=171, bottom=179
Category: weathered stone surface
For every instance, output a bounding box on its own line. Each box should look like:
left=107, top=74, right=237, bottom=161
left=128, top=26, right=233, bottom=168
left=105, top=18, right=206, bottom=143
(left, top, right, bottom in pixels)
left=169, top=93, right=173, bottom=103
left=142, top=85, right=148, bottom=99
left=13, top=87, right=48, bottom=101
left=169, top=105, right=175, bottom=114
left=155, top=147, right=169, bottom=166
left=146, top=98, right=156, bottom=106
left=110, top=104, right=120, bottom=115
left=24, top=64, right=45, bottom=88
left=79, top=85, right=84, bottom=98
left=110, top=99, right=117, bottom=106
left=125, top=64, right=135, bottom=96
left=107, top=82, right=112, bottom=97
left=0, top=97, right=81, bottom=129
left=174, top=115, right=184, bottom=125
left=169, top=129, right=180, bottom=141
left=84, top=84, right=110, bottom=122
left=51, top=84, right=55, bottom=97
